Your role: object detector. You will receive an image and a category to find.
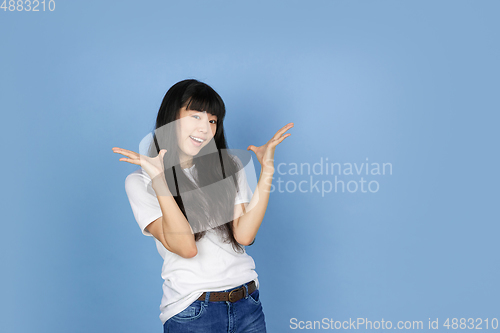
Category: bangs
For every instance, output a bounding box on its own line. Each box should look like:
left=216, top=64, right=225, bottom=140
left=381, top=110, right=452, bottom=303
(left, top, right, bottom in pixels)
left=183, top=88, right=225, bottom=120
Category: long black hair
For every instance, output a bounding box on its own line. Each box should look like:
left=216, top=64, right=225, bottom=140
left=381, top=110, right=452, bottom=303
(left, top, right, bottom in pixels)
left=147, top=79, right=245, bottom=253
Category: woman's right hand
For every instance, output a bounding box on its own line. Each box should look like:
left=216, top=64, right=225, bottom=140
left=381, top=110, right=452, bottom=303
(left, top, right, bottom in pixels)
left=112, top=147, right=168, bottom=183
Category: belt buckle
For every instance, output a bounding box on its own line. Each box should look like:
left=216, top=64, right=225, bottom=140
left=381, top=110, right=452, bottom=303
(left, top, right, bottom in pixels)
left=228, top=287, right=241, bottom=302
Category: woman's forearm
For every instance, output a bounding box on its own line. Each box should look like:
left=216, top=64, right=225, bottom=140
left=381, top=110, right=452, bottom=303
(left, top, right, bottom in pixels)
left=152, top=179, right=197, bottom=257
left=233, top=167, right=274, bottom=245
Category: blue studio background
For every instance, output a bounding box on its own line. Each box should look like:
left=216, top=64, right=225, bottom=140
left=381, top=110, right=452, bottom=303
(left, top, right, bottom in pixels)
left=1, top=1, right=499, bottom=332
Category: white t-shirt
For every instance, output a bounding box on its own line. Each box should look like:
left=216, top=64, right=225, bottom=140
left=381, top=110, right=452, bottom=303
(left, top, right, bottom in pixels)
left=124, top=161, right=259, bottom=325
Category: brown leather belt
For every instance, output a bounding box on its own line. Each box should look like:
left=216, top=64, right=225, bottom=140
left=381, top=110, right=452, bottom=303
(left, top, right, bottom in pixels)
left=197, top=280, right=257, bottom=303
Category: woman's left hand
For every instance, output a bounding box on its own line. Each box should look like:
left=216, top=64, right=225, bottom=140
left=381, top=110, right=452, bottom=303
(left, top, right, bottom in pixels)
left=247, top=123, right=294, bottom=173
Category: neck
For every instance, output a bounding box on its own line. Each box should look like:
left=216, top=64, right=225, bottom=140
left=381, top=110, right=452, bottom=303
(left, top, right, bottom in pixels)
left=179, top=154, right=193, bottom=169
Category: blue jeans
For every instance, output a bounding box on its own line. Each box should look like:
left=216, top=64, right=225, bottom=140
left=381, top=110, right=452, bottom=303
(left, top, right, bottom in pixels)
left=163, top=282, right=267, bottom=333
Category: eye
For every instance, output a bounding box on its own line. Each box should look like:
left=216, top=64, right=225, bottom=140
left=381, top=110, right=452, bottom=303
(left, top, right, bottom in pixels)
left=190, top=111, right=217, bottom=123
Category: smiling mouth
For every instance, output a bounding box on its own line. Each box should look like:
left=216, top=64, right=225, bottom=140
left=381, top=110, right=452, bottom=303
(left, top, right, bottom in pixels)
left=189, top=135, right=206, bottom=144
left=189, top=135, right=206, bottom=147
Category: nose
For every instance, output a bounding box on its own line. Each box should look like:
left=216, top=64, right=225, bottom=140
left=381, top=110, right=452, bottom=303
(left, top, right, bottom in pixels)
left=197, top=112, right=210, bottom=133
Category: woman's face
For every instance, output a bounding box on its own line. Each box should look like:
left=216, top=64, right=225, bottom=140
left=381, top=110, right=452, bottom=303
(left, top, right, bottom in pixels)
left=176, top=105, right=218, bottom=160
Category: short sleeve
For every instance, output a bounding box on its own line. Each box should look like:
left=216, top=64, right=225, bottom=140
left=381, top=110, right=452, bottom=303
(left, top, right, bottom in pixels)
left=232, top=157, right=254, bottom=206
left=124, top=169, right=163, bottom=237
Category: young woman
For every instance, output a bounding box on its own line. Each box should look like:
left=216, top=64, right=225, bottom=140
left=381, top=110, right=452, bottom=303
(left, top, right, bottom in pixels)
left=112, top=79, right=292, bottom=332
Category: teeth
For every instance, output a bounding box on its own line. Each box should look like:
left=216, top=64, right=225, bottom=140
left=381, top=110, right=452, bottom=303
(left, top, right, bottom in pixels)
left=190, top=136, right=204, bottom=143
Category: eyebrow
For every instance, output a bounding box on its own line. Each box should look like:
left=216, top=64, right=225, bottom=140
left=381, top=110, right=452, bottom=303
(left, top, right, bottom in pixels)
left=188, top=110, right=217, bottom=118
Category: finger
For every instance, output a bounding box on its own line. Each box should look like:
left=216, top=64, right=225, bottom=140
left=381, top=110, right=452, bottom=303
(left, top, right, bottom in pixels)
left=116, top=151, right=138, bottom=160
left=113, top=148, right=139, bottom=159
left=272, top=123, right=294, bottom=140
left=113, top=147, right=138, bottom=155
left=247, top=145, right=256, bottom=152
left=270, top=133, right=291, bottom=147
left=118, top=157, right=140, bottom=165
left=278, top=132, right=291, bottom=142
